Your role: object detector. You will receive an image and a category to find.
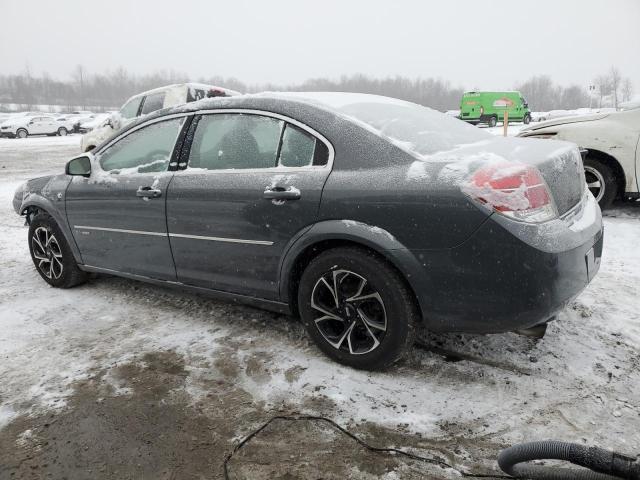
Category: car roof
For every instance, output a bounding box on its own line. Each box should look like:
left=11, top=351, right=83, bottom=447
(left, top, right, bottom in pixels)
left=124, top=83, right=242, bottom=102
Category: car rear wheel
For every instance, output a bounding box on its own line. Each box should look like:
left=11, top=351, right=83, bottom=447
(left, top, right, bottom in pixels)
left=487, top=116, right=497, bottom=127
left=58, top=127, right=68, bottom=136
left=297, top=247, right=417, bottom=370
left=16, top=128, right=28, bottom=139
left=28, top=213, right=87, bottom=288
left=584, top=157, right=617, bottom=208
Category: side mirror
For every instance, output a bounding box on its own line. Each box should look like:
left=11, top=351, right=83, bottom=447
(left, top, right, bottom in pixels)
left=66, top=155, right=92, bottom=177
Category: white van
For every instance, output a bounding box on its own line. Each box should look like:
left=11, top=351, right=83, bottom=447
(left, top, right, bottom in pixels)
left=80, top=83, right=241, bottom=152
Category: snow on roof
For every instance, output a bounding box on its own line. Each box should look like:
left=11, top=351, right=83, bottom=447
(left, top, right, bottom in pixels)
left=126, top=83, right=241, bottom=101
left=253, top=91, right=490, bottom=158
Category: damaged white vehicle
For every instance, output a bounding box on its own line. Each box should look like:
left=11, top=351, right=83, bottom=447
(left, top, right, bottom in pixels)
left=518, top=108, right=640, bottom=208
left=80, top=83, right=241, bottom=152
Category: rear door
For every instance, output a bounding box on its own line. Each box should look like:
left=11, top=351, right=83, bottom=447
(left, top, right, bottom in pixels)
left=166, top=110, right=333, bottom=299
left=66, top=115, right=189, bottom=279
left=29, top=117, right=49, bottom=134
left=42, top=116, right=58, bottom=134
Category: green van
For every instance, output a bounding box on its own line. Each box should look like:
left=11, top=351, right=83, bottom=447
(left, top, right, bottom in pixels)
left=459, top=91, right=531, bottom=127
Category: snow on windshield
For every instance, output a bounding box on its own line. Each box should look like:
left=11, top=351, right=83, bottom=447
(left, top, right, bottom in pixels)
left=272, top=92, right=491, bottom=157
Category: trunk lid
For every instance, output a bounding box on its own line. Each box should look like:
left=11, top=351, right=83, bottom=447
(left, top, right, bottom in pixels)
left=432, top=137, right=585, bottom=216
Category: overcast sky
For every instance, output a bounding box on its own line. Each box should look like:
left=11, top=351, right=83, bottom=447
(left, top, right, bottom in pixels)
left=1, top=0, right=638, bottom=90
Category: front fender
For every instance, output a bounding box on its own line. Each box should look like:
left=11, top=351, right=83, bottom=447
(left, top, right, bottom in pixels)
left=19, top=178, right=83, bottom=264
left=278, top=219, right=433, bottom=320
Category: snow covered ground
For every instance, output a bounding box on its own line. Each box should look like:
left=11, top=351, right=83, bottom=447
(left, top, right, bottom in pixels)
left=0, top=135, right=639, bottom=478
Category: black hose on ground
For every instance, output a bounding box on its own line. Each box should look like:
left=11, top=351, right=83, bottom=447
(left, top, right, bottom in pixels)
left=498, top=441, right=640, bottom=480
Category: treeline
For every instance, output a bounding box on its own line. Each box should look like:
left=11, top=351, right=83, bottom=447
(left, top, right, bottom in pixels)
left=0, top=67, right=194, bottom=111
left=517, top=68, right=634, bottom=112
left=0, top=66, right=634, bottom=113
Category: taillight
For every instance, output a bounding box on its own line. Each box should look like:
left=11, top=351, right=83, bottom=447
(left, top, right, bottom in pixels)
left=462, top=162, right=557, bottom=223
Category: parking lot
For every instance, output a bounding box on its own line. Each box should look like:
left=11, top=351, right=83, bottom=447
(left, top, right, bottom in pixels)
left=0, top=135, right=639, bottom=479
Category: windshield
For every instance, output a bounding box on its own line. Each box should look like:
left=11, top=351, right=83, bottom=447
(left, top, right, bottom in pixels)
left=281, top=92, right=490, bottom=157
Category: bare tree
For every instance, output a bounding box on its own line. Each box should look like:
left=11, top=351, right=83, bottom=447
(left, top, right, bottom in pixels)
left=73, top=64, right=86, bottom=109
left=593, top=75, right=611, bottom=108
left=610, top=66, right=621, bottom=109
left=621, top=78, right=634, bottom=103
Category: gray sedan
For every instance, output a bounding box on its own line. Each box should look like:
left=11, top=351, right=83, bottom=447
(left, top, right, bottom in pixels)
left=13, top=93, right=603, bottom=369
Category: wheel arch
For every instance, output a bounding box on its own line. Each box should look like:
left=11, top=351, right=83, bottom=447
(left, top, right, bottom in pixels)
left=279, top=220, right=431, bottom=322
left=584, top=148, right=626, bottom=197
left=20, top=197, right=83, bottom=264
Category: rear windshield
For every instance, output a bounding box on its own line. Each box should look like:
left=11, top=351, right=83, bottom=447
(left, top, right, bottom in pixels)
left=281, top=93, right=490, bottom=157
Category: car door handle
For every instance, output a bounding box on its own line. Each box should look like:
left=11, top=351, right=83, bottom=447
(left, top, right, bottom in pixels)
left=136, top=186, right=162, bottom=198
left=263, top=186, right=301, bottom=200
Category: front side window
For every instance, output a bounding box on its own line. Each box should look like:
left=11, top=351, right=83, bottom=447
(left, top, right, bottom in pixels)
left=120, top=97, right=143, bottom=119
left=279, top=124, right=316, bottom=168
left=188, top=114, right=283, bottom=170
left=141, top=92, right=166, bottom=115
left=98, top=118, right=184, bottom=174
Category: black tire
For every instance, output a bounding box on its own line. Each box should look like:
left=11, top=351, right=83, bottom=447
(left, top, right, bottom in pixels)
left=57, top=127, right=68, bottom=136
left=28, top=213, right=87, bottom=288
left=16, top=128, right=28, bottom=139
left=583, top=156, right=617, bottom=209
left=297, top=247, right=418, bottom=370
left=523, top=114, right=531, bottom=124
left=487, top=116, right=498, bottom=127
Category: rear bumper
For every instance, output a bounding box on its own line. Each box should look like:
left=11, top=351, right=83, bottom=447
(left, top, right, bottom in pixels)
left=0, top=131, right=15, bottom=138
left=412, top=195, right=603, bottom=333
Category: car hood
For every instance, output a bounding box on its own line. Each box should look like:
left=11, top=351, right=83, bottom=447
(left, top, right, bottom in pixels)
left=1, top=117, right=28, bottom=127
left=520, top=112, right=609, bottom=133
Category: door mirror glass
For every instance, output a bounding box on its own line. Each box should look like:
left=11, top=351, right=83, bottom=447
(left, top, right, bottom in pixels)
left=66, top=155, right=92, bottom=176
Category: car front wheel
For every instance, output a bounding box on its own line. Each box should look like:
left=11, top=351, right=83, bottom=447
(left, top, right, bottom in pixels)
left=16, top=128, right=28, bottom=139
left=584, top=156, right=617, bottom=208
left=523, top=114, right=531, bottom=124
left=28, top=213, right=87, bottom=288
left=58, top=127, right=68, bottom=136
left=298, top=246, right=417, bottom=370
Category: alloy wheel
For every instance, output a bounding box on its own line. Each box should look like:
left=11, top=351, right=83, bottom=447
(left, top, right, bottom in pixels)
left=310, top=269, right=387, bottom=355
left=584, top=166, right=605, bottom=203
left=17, top=130, right=27, bottom=139
left=31, top=226, right=64, bottom=279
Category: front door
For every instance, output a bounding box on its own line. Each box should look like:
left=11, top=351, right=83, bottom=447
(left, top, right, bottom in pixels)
left=166, top=112, right=332, bottom=299
left=29, top=117, right=51, bottom=135
left=66, top=116, right=188, bottom=280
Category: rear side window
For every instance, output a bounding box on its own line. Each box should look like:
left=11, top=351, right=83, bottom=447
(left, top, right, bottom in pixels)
left=140, top=92, right=166, bottom=115
left=188, top=114, right=283, bottom=170
left=278, top=124, right=316, bottom=168
left=120, top=97, right=143, bottom=119
left=98, top=118, right=184, bottom=174
left=187, top=88, right=206, bottom=102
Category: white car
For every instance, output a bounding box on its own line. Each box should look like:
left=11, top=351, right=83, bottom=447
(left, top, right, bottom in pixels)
left=80, top=83, right=241, bottom=152
left=0, top=114, right=75, bottom=138
left=78, top=113, right=111, bottom=133
left=518, top=107, right=640, bottom=207
left=57, top=111, right=96, bottom=132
